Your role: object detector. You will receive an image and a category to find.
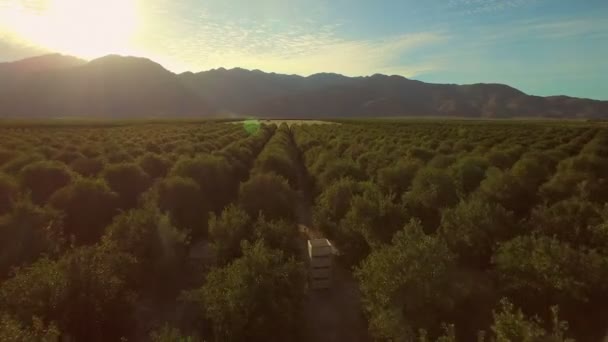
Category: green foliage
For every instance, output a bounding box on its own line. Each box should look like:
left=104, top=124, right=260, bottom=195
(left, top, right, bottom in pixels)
left=0, top=243, right=136, bottom=341
left=52, top=150, right=84, bottom=164
left=355, top=220, right=457, bottom=341
left=103, top=204, right=188, bottom=293
left=139, top=152, right=171, bottom=179
left=428, top=154, right=456, bottom=169
left=318, top=159, right=366, bottom=189
left=238, top=173, right=296, bottom=221
left=418, top=324, right=457, bottom=342
left=478, top=167, right=537, bottom=218
left=377, top=160, right=421, bottom=197
left=102, top=162, right=151, bottom=208
left=313, top=177, right=364, bottom=230
left=529, top=197, right=602, bottom=245
left=19, top=161, right=72, bottom=205
left=511, top=153, right=554, bottom=187
left=0, top=314, right=60, bottom=342
left=183, top=240, right=306, bottom=341
left=493, top=235, right=608, bottom=304
left=0, top=198, right=62, bottom=278
left=491, top=299, right=574, bottom=342
left=312, top=179, right=377, bottom=266
left=440, top=196, right=515, bottom=267
left=2, top=121, right=608, bottom=341
left=49, top=178, right=119, bottom=244
left=150, top=324, right=200, bottom=342
left=403, top=167, right=459, bottom=231
left=485, top=149, right=520, bottom=170
left=253, top=216, right=300, bottom=257
left=408, top=147, right=435, bottom=162
left=539, top=171, right=587, bottom=204
left=0, top=173, right=18, bottom=215
left=208, top=205, right=251, bottom=265
left=2, top=153, right=44, bottom=175
left=0, top=148, right=18, bottom=167
left=341, top=184, right=407, bottom=248
left=171, top=154, right=236, bottom=212
left=252, top=125, right=299, bottom=187
left=69, top=156, right=104, bottom=177
left=406, top=167, right=459, bottom=209
left=449, top=157, right=489, bottom=195
left=158, top=176, right=206, bottom=235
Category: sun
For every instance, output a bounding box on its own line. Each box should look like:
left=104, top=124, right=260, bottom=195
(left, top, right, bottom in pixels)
left=0, top=0, right=140, bottom=59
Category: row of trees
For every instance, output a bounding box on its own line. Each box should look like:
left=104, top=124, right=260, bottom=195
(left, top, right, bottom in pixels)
left=293, top=121, right=608, bottom=341
left=2, top=119, right=608, bottom=341
left=0, top=121, right=310, bottom=341
left=198, top=123, right=308, bottom=340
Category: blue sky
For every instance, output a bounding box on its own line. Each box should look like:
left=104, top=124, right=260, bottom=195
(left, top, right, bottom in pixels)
left=0, top=0, right=607, bottom=100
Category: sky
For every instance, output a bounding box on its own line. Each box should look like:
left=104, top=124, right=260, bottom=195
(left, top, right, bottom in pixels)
left=0, top=0, right=607, bottom=100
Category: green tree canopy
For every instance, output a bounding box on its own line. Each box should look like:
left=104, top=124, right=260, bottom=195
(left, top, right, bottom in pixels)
left=0, top=243, right=136, bottom=342
left=253, top=216, right=300, bottom=258
left=208, top=204, right=251, bottom=265
left=20, top=161, right=73, bottom=205
left=171, top=154, right=236, bottom=213
left=157, top=176, right=206, bottom=235
left=0, top=173, right=18, bottom=215
left=139, top=153, right=170, bottom=179
left=238, top=173, right=296, bottom=221
left=103, top=204, right=188, bottom=294
left=439, top=196, right=515, bottom=268
left=403, top=167, right=459, bottom=232
left=449, top=156, right=489, bottom=195
left=49, top=179, right=119, bottom=244
left=355, top=219, right=457, bottom=341
left=0, top=198, right=62, bottom=278
left=377, top=160, right=421, bottom=197
left=102, top=162, right=151, bottom=209
left=183, top=240, right=306, bottom=341
left=69, top=157, right=104, bottom=177
left=493, top=234, right=608, bottom=327
left=0, top=314, right=60, bottom=342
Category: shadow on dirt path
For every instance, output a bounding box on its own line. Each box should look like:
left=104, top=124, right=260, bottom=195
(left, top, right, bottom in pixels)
left=290, top=126, right=369, bottom=342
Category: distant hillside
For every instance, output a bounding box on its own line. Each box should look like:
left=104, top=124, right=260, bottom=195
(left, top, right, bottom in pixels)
left=0, top=55, right=210, bottom=117
left=0, top=54, right=86, bottom=75
left=1, top=54, right=606, bottom=118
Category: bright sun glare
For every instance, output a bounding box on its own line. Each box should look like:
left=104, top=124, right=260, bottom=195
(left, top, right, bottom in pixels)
left=0, top=0, right=140, bottom=59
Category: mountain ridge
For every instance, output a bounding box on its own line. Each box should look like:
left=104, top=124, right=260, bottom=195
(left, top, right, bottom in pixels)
left=0, top=53, right=606, bottom=118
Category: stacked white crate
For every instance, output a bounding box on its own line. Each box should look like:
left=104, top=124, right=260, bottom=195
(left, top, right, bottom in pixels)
left=308, top=238, right=333, bottom=289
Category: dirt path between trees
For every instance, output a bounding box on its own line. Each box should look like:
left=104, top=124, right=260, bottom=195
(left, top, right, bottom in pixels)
left=298, top=224, right=370, bottom=342
left=290, top=127, right=369, bottom=342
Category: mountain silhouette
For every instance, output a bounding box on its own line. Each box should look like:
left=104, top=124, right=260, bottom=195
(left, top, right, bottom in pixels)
left=0, top=54, right=85, bottom=76
left=1, top=54, right=210, bottom=117
left=1, top=54, right=606, bottom=118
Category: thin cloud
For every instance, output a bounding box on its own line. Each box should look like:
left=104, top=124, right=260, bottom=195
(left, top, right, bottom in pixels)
left=136, top=12, right=446, bottom=76
left=211, top=32, right=446, bottom=77
left=466, top=16, right=608, bottom=46
left=447, top=0, right=534, bottom=14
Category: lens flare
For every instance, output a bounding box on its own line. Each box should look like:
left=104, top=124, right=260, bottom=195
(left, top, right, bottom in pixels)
left=243, top=119, right=261, bottom=135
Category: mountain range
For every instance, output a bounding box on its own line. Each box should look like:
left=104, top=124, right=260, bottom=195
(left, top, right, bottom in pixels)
left=0, top=54, right=606, bottom=119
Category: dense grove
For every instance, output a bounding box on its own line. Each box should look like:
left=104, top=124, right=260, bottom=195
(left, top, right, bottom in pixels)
left=294, top=121, right=608, bottom=341
left=0, top=119, right=607, bottom=341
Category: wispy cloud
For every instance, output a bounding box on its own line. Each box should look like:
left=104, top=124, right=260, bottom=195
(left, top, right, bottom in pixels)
left=462, top=16, right=608, bottom=48
left=447, top=0, right=535, bottom=14
left=207, top=32, right=445, bottom=77
left=135, top=11, right=446, bottom=76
